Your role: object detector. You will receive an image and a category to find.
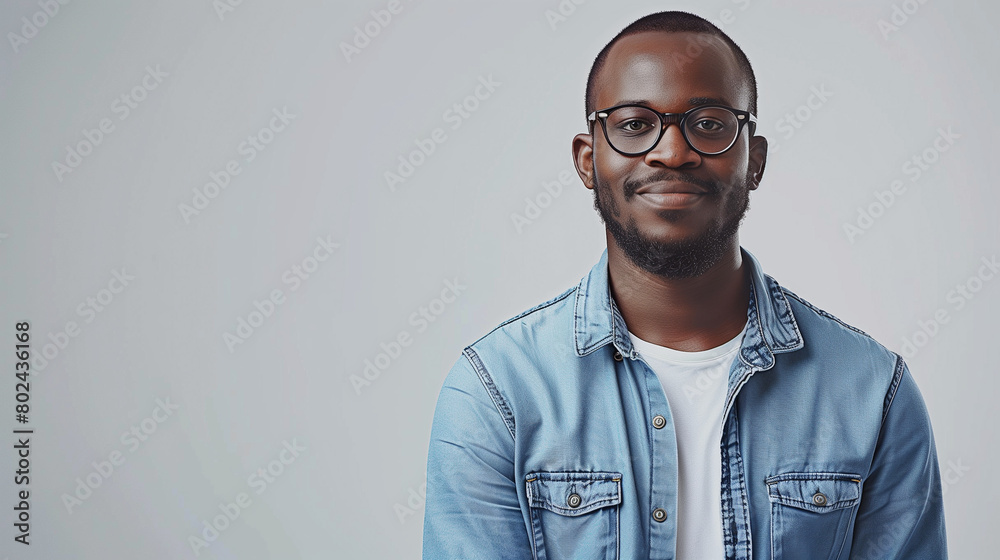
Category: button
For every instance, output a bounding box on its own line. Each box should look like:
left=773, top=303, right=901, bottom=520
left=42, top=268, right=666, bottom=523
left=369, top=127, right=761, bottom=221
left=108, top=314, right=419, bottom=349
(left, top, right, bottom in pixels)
left=567, top=493, right=582, bottom=508
left=812, top=492, right=828, bottom=506
left=652, top=415, right=666, bottom=429
left=652, top=508, right=667, bottom=522
left=613, top=351, right=623, bottom=361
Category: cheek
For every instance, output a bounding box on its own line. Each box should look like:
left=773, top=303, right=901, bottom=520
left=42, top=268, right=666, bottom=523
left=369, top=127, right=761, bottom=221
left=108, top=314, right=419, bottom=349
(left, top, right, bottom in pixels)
left=709, top=151, right=750, bottom=185
left=595, top=152, right=631, bottom=187
left=731, top=143, right=752, bottom=176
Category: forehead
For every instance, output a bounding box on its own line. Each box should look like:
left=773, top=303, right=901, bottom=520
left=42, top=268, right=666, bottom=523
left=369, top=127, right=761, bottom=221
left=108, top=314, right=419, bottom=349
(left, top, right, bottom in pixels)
left=596, top=30, right=748, bottom=112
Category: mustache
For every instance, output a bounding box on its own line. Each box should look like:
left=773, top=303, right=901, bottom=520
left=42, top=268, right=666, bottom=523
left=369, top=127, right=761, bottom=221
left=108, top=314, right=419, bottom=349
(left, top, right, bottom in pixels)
left=624, top=171, right=720, bottom=196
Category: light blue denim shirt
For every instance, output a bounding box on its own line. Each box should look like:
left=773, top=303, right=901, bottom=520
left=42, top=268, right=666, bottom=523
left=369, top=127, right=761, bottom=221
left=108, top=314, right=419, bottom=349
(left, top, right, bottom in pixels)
left=423, top=246, right=947, bottom=560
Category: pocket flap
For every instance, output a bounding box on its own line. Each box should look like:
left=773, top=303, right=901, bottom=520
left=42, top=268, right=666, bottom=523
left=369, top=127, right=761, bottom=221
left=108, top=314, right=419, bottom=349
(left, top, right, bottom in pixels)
left=525, top=471, right=622, bottom=516
left=765, top=472, right=862, bottom=513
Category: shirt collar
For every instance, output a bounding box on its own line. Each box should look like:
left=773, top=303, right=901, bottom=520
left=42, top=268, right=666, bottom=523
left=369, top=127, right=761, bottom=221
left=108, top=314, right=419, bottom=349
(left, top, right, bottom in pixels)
left=572, top=246, right=804, bottom=370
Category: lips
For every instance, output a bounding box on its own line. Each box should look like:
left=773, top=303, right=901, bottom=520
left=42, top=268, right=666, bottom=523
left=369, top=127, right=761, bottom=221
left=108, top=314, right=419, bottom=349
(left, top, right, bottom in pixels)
left=633, top=182, right=707, bottom=210
left=634, top=182, right=708, bottom=195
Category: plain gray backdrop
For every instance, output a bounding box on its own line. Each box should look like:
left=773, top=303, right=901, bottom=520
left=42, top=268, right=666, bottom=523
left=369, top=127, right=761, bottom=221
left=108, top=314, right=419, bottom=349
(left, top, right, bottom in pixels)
left=0, top=0, right=995, bottom=557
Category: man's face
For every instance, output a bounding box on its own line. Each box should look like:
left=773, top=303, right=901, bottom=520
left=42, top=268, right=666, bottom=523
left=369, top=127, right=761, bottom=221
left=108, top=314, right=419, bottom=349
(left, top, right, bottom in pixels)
left=577, top=31, right=766, bottom=278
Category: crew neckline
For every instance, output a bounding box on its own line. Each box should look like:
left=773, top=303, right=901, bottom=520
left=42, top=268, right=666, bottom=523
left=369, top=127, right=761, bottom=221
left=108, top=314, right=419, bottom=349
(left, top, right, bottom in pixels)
left=628, top=321, right=747, bottom=365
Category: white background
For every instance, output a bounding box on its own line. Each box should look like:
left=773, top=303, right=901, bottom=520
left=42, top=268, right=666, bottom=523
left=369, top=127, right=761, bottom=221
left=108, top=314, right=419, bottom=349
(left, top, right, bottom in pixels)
left=0, top=0, right=994, bottom=557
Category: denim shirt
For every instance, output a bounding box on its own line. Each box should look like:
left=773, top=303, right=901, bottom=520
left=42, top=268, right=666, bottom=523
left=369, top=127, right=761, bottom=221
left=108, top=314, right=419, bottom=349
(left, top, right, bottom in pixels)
left=423, top=246, right=947, bottom=560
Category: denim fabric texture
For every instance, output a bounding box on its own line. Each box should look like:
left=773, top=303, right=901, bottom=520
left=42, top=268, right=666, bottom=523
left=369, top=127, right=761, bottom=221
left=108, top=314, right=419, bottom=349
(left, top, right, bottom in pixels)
left=423, top=246, right=947, bottom=560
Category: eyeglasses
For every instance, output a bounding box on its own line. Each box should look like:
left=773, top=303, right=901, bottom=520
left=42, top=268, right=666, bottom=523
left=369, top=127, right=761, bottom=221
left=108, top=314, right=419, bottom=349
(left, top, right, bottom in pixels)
left=588, top=103, right=757, bottom=156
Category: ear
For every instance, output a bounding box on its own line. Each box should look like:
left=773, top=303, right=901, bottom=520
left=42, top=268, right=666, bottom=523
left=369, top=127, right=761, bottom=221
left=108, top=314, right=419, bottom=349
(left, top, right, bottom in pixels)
left=572, top=132, right=596, bottom=190
left=747, top=133, right=767, bottom=190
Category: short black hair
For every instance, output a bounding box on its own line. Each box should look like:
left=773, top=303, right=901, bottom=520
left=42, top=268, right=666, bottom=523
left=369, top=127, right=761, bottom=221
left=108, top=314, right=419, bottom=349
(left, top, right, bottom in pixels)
left=585, top=11, right=758, bottom=124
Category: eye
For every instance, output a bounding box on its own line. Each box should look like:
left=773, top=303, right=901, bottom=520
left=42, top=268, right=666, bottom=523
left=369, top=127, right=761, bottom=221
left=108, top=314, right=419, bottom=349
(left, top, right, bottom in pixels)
left=617, top=119, right=655, bottom=133
left=692, top=118, right=725, bottom=132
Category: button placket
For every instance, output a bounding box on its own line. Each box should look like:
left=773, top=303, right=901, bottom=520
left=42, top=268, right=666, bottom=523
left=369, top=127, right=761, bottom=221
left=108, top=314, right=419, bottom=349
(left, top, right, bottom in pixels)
left=631, top=346, right=679, bottom=554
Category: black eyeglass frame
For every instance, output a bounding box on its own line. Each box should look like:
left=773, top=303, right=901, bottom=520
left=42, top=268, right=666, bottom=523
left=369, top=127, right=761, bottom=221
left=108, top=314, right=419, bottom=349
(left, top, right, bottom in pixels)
left=587, top=103, right=758, bottom=157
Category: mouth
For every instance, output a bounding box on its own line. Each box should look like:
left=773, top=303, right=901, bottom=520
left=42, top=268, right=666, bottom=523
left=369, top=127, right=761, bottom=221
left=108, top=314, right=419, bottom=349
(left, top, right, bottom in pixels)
left=630, top=179, right=712, bottom=210
left=633, top=181, right=709, bottom=196
left=636, top=191, right=705, bottom=209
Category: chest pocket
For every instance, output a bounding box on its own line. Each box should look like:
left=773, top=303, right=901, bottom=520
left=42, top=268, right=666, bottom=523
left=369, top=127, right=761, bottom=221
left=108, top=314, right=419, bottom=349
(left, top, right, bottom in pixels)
left=766, top=472, right=862, bottom=560
left=525, top=471, right=622, bottom=560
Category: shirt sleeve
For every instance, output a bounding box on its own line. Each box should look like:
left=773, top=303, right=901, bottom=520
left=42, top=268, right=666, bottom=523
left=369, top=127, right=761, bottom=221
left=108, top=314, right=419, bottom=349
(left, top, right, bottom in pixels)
left=849, top=355, right=948, bottom=559
left=422, top=351, right=532, bottom=560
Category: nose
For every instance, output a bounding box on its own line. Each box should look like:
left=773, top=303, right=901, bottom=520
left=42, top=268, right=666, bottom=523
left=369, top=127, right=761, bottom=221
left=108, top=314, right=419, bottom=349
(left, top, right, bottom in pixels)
left=643, top=123, right=701, bottom=168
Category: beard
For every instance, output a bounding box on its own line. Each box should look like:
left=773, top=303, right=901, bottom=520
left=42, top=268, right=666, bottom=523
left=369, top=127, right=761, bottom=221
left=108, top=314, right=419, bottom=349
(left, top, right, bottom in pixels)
left=592, top=162, right=751, bottom=279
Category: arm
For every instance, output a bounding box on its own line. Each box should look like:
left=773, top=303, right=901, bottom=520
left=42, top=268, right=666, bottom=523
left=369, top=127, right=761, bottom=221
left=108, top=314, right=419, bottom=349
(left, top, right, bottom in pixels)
left=422, top=350, right=532, bottom=560
left=850, top=355, right=948, bottom=559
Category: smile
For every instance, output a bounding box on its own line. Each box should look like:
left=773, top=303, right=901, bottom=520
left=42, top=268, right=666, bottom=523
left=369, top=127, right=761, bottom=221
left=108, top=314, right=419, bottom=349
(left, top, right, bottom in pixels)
left=635, top=192, right=705, bottom=209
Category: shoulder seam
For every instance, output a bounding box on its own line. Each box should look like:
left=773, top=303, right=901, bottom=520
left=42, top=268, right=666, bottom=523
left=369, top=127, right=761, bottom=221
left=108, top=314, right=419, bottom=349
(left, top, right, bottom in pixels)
left=780, top=287, right=873, bottom=340
left=882, top=353, right=906, bottom=425
left=462, top=346, right=516, bottom=441
left=467, top=285, right=577, bottom=348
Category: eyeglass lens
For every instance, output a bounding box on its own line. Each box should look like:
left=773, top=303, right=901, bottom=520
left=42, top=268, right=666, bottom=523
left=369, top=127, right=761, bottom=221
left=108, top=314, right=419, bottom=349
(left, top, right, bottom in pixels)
left=604, top=106, right=741, bottom=155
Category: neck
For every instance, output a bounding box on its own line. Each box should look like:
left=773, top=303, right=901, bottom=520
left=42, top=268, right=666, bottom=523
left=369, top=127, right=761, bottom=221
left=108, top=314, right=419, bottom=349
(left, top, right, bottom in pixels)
left=607, top=235, right=750, bottom=352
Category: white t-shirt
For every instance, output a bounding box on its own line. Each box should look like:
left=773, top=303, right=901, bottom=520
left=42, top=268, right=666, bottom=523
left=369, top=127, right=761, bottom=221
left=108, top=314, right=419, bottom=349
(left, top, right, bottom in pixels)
left=627, top=322, right=745, bottom=560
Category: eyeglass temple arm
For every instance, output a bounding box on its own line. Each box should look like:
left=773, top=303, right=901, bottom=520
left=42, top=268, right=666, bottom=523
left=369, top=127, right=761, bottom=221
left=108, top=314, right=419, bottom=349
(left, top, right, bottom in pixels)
left=743, top=112, right=757, bottom=135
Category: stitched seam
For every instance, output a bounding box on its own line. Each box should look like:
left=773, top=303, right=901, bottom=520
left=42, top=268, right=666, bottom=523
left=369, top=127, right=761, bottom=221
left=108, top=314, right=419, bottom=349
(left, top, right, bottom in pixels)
left=835, top=495, right=863, bottom=560
left=575, top=282, right=614, bottom=355
left=469, top=285, right=576, bottom=349
left=733, top=408, right=752, bottom=559
left=525, top=482, right=540, bottom=560
left=750, top=275, right=768, bottom=359
left=720, top=416, right=737, bottom=559
left=882, top=353, right=906, bottom=425
left=463, top=347, right=516, bottom=441
left=781, top=288, right=872, bottom=339
left=770, top=496, right=858, bottom=509
left=770, top=500, right=776, bottom=560
left=527, top=472, right=622, bottom=481
left=765, top=274, right=804, bottom=350
left=530, top=496, right=621, bottom=514
left=574, top=281, right=584, bottom=352
left=764, top=472, right=863, bottom=484
left=615, top=492, right=621, bottom=560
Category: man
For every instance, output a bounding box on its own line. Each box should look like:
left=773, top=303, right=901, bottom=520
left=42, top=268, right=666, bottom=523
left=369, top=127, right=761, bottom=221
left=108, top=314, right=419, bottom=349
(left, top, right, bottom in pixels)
left=423, top=10, right=946, bottom=560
